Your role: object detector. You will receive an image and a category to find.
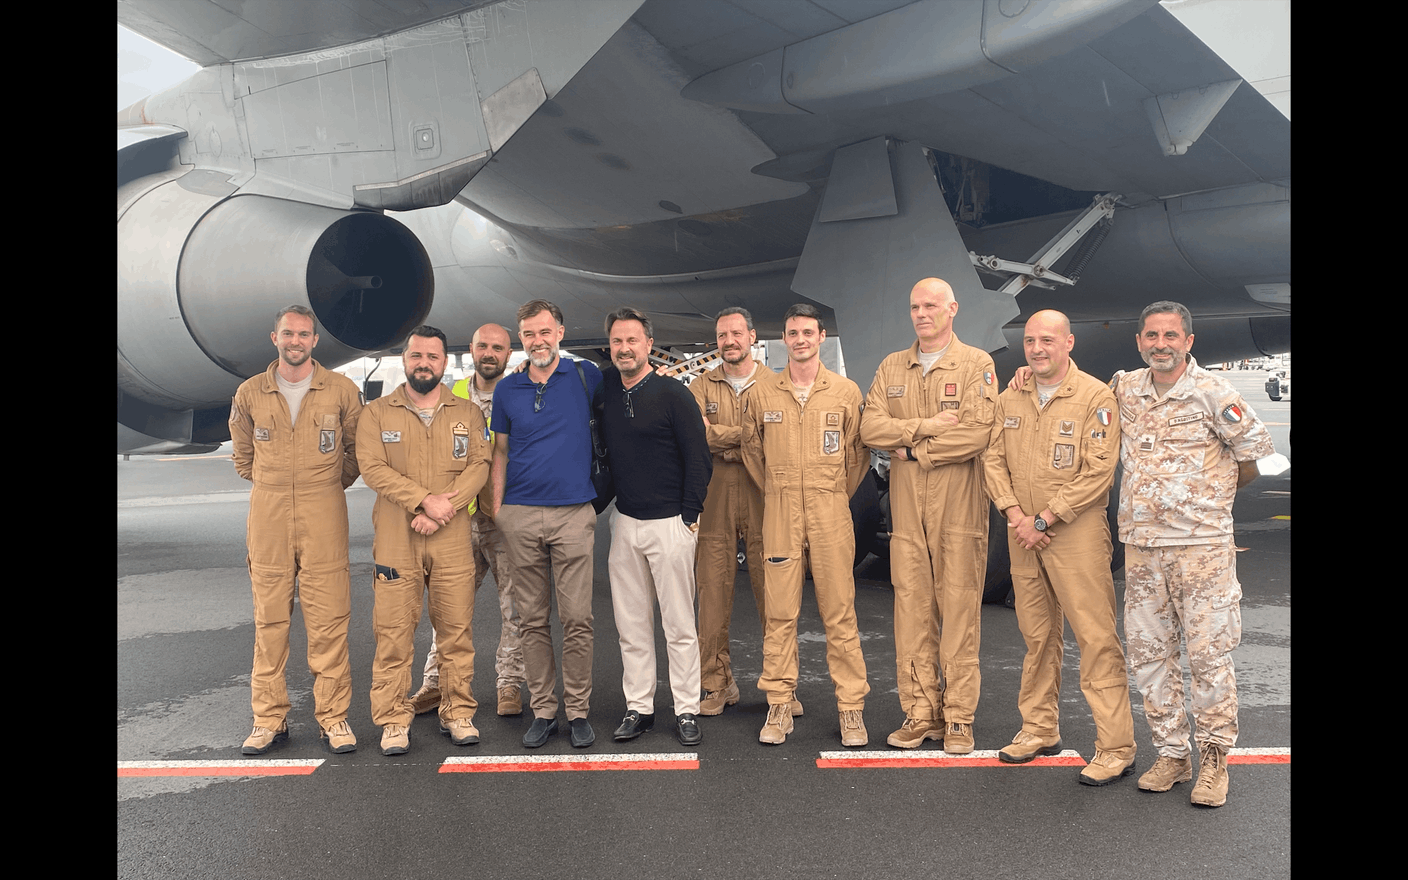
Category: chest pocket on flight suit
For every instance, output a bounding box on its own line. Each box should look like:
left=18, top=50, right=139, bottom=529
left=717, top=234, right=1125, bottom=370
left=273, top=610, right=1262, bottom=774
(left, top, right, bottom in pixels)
left=1152, top=421, right=1209, bottom=475
left=819, top=410, right=844, bottom=457
left=960, top=375, right=994, bottom=425
left=449, top=419, right=471, bottom=470
left=1048, top=406, right=1080, bottom=470
left=318, top=412, right=339, bottom=454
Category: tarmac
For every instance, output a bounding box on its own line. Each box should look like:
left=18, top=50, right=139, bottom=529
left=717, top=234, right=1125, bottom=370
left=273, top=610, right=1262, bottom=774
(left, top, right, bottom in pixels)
left=118, top=369, right=1290, bottom=879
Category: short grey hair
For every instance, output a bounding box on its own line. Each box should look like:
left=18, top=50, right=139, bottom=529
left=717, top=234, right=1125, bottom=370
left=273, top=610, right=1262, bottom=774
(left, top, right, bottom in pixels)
left=1138, top=301, right=1193, bottom=336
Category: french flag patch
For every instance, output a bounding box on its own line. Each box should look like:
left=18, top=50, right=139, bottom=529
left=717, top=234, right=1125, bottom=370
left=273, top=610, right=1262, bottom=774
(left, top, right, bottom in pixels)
left=1221, top=404, right=1243, bottom=423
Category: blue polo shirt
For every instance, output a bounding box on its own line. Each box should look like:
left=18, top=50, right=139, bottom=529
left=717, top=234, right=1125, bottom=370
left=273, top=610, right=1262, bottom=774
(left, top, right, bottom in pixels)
left=491, top=356, right=602, bottom=507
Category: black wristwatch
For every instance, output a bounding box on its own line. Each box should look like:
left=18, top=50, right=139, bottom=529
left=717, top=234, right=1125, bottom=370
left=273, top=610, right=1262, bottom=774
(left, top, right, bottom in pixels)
left=1033, top=515, right=1049, bottom=532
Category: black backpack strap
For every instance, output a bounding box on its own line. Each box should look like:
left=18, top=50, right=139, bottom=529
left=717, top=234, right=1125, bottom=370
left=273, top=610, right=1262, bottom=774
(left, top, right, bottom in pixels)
left=575, top=361, right=607, bottom=459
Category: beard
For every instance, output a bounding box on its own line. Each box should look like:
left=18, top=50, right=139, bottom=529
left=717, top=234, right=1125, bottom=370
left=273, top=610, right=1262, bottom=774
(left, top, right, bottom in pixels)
left=614, top=351, right=646, bottom=379
left=475, top=357, right=506, bottom=381
left=406, top=369, right=442, bottom=395
left=1142, top=348, right=1181, bottom=372
left=280, top=347, right=310, bottom=367
left=528, top=347, right=555, bottom=368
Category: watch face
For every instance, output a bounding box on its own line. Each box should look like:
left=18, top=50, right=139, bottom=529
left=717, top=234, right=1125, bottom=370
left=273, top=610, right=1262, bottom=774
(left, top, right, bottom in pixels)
left=1034, top=516, right=1048, bottom=532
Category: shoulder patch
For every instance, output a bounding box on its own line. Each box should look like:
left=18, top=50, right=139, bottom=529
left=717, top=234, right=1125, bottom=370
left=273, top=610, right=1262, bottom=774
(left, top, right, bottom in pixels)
left=229, top=400, right=240, bottom=424
left=1221, top=403, right=1244, bottom=423
left=1096, top=408, right=1112, bottom=427
left=984, top=371, right=994, bottom=385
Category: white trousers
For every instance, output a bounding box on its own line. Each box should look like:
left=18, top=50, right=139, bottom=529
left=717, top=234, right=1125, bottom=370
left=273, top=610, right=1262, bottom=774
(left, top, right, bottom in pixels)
left=609, top=512, right=702, bottom=715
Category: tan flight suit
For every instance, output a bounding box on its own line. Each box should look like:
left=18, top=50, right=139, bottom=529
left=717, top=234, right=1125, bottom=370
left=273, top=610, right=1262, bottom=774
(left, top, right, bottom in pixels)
left=983, top=361, right=1134, bottom=760
left=356, top=384, right=492, bottom=728
left=859, top=338, right=995, bottom=726
left=690, top=358, right=770, bottom=695
left=1114, top=358, right=1275, bottom=755
left=230, top=360, right=362, bottom=731
left=742, top=363, right=870, bottom=710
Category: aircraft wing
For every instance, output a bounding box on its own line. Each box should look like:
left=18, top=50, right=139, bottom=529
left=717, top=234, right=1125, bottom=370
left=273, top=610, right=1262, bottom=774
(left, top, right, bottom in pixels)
left=117, top=0, right=1288, bottom=453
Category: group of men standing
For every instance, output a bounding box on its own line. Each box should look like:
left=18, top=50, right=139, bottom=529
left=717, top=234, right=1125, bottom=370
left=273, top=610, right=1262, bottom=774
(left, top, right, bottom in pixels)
left=231, top=280, right=1275, bottom=809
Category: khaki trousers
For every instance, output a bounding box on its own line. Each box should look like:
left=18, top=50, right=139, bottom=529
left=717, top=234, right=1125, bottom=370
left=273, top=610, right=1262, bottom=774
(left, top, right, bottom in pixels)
left=247, top=485, right=352, bottom=731
left=498, top=503, right=596, bottom=720
left=758, top=499, right=869, bottom=710
left=369, top=516, right=478, bottom=727
left=1009, top=509, right=1135, bottom=759
left=887, top=462, right=987, bottom=725
left=422, top=511, right=525, bottom=689
left=695, top=460, right=767, bottom=693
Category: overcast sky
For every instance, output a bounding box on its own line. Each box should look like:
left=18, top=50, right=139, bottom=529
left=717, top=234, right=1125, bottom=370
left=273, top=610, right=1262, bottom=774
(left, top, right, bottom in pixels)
left=118, top=25, right=197, bottom=111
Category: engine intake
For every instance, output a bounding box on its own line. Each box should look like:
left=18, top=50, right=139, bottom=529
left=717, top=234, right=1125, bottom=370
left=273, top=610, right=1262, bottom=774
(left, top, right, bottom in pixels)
left=117, top=179, right=432, bottom=450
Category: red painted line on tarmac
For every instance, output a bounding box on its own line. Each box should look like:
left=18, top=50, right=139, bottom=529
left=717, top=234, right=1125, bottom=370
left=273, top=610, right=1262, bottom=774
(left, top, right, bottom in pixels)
left=118, top=759, right=323, bottom=777
left=440, top=753, right=698, bottom=773
left=816, top=749, right=1086, bottom=769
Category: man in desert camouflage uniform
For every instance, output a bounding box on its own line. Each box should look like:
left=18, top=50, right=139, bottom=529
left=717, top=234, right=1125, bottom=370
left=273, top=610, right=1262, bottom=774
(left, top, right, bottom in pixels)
left=1113, top=301, right=1275, bottom=808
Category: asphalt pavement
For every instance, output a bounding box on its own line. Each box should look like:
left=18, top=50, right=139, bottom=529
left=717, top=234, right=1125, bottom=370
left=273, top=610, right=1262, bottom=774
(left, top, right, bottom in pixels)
left=117, top=368, right=1289, bottom=879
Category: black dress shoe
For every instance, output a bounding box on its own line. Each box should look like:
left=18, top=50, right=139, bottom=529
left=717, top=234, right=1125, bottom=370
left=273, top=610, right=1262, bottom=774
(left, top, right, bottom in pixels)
left=522, top=716, right=558, bottom=749
left=676, top=713, right=702, bottom=747
left=613, top=711, right=655, bottom=741
left=570, top=717, right=596, bottom=748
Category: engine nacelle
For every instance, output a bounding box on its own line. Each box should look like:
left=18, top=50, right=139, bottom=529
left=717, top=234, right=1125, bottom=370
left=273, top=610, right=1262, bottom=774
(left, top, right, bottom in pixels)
left=117, top=175, right=433, bottom=452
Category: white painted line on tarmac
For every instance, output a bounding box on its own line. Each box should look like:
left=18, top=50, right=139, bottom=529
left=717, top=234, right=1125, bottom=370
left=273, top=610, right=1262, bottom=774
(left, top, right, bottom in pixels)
left=817, top=749, right=1087, bottom=768
left=441, top=753, right=699, bottom=773
left=1229, top=747, right=1290, bottom=764
left=118, top=759, right=324, bottom=777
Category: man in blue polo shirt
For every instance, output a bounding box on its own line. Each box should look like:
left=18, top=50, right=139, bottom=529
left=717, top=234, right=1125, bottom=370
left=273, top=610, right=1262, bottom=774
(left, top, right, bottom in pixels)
left=490, top=299, right=603, bottom=749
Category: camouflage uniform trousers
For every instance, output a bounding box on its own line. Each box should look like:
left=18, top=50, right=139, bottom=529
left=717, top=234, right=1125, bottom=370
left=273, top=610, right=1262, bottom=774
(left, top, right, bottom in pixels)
left=421, top=510, right=525, bottom=690
left=1123, top=539, right=1241, bottom=756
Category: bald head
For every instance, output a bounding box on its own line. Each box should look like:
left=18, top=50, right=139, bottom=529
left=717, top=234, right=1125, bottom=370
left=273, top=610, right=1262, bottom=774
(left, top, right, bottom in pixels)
left=1022, top=310, right=1075, bottom=383
left=913, top=277, right=954, bottom=306
left=471, top=323, right=512, bottom=381
left=910, top=277, right=959, bottom=352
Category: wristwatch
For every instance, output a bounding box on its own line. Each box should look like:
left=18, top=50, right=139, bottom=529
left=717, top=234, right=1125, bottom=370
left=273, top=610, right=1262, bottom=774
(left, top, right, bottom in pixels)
left=1033, top=515, right=1049, bottom=532
left=684, top=518, right=699, bottom=533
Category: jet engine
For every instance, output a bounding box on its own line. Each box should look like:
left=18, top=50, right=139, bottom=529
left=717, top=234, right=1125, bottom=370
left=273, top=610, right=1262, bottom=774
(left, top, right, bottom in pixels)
left=117, top=175, right=433, bottom=454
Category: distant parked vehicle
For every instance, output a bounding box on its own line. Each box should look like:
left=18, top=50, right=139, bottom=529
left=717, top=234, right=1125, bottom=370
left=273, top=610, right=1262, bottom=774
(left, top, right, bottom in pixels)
left=1265, top=369, right=1289, bottom=401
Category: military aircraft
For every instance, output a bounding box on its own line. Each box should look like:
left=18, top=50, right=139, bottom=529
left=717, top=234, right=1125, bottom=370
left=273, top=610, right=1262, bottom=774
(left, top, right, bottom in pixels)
left=118, top=0, right=1288, bottom=459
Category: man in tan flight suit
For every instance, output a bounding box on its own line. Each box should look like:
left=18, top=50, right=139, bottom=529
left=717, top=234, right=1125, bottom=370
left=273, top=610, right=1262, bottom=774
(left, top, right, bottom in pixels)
left=983, top=310, right=1137, bottom=785
left=231, top=305, right=362, bottom=756
left=408, top=323, right=527, bottom=718
left=690, top=307, right=801, bottom=717
left=860, top=277, right=996, bottom=753
left=743, top=304, right=870, bottom=747
left=357, top=325, right=493, bottom=756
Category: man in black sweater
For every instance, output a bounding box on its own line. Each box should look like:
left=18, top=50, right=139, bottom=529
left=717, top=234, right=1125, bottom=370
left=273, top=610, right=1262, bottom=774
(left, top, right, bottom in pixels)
left=597, top=307, right=713, bottom=746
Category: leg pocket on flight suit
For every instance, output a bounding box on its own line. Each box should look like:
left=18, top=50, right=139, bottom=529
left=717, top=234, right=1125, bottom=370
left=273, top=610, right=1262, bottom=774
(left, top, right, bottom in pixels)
left=939, top=527, right=985, bottom=590
left=371, top=569, right=420, bottom=634
left=1189, top=589, right=1242, bottom=671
